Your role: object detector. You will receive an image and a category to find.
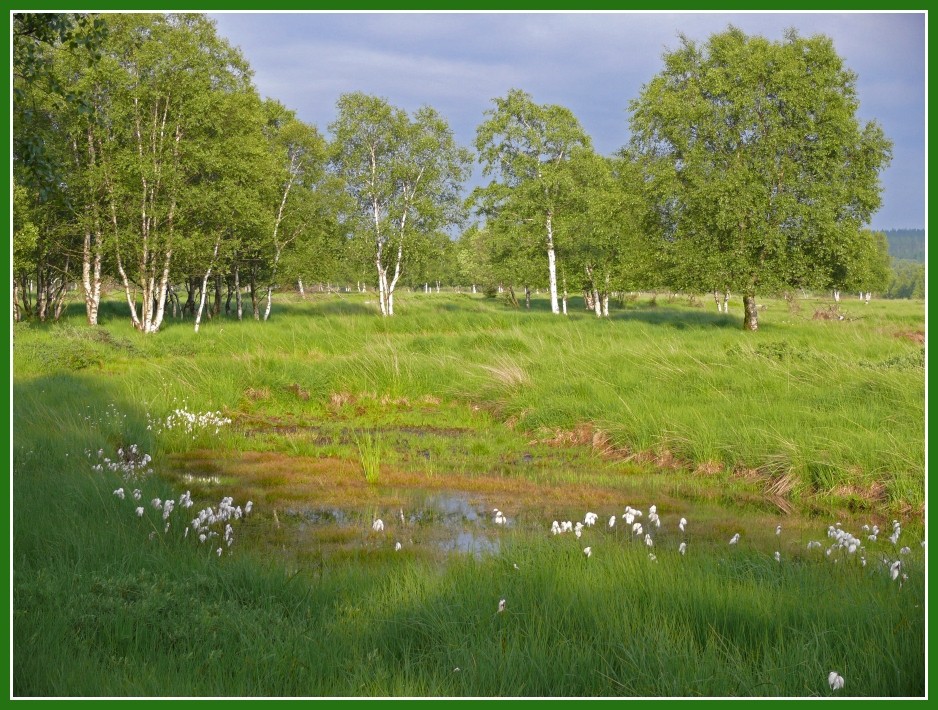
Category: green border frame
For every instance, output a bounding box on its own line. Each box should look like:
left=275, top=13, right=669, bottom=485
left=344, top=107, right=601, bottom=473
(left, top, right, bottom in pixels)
left=5, top=4, right=929, bottom=705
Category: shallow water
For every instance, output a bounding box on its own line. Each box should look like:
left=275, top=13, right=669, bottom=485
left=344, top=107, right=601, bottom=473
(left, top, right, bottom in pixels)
left=165, top=454, right=922, bottom=566
left=282, top=490, right=506, bottom=558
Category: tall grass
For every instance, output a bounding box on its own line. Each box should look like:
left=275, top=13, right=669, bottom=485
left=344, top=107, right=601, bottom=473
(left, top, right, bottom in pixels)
left=12, top=291, right=925, bottom=696
left=354, top=431, right=383, bottom=484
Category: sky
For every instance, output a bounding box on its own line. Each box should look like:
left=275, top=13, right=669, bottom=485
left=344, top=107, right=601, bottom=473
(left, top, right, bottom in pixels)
left=208, top=10, right=926, bottom=231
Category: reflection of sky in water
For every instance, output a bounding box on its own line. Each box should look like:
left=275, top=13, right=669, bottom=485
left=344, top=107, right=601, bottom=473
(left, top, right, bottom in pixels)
left=301, top=508, right=351, bottom=525
left=296, top=491, right=504, bottom=557
left=449, top=531, right=500, bottom=556
left=417, top=493, right=482, bottom=522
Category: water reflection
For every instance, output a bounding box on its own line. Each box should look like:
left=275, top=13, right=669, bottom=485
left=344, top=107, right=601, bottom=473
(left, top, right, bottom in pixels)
left=294, top=490, right=504, bottom=557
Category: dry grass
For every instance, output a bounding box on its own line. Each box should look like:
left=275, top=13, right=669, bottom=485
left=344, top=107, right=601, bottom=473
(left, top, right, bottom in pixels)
left=895, top=329, right=925, bottom=345
left=480, top=356, right=529, bottom=388
left=287, top=383, right=310, bottom=401
left=244, top=387, right=271, bottom=401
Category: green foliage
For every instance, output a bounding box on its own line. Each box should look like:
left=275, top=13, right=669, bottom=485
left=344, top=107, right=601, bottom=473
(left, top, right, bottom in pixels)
left=473, top=89, right=593, bottom=313
left=13, top=12, right=108, bottom=199
left=330, top=93, right=471, bottom=315
left=354, top=431, right=384, bottom=485
left=885, top=259, right=925, bottom=299
left=629, top=27, right=893, bottom=328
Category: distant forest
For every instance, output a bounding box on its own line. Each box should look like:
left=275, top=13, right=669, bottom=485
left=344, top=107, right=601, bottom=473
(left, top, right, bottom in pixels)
left=883, top=229, right=925, bottom=262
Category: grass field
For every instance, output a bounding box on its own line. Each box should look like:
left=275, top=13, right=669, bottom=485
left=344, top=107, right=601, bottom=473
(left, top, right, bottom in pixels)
left=11, top=290, right=926, bottom=697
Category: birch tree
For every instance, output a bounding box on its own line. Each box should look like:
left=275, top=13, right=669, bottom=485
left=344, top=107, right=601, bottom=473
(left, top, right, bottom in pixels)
left=474, top=89, right=592, bottom=315
left=259, top=100, right=331, bottom=320
left=101, top=14, right=254, bottom=333
left=184, top=90, right=272, bottom=331
left=330, top=93, right=470, bottom=316
left=13, top=13, right=105, bottom=324
left=629, top=27, right=892, bottom=330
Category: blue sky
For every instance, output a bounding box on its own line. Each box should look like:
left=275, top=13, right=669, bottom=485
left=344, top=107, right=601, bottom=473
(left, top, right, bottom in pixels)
left=209, top=11, right=926, bottom=231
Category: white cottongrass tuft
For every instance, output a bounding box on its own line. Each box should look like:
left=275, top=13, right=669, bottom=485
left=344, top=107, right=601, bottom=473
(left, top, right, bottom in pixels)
left=890, top=560, right=901, bottom=581
left=807, top=540, right=822, bottom=550
left=493, top=509, right=507, bottom=525
left=776, top=525, right=782, bottom=536
left=135, top=506, right=144, bottom=517
left=372, top=519, right=384, bottom=532
left=679, top=517, right=687, bottom=533
left=608, top=515, right=616, bottom=529
left=583, top=546, right=592, bottom=558
left=148, top=408, right=232, bottom=437
left=113, top=488, right=125, bottom=500
left=498, top=599, right=506, bottom=613
left=644, top=533, right=654, bottom=547
left=584, top=512, right=598, bottom=527
left=828, top=672, right=845, bottom=691
left=395, top=541, right=402, bottom=551
left=678, top=542, right=687, bottom=555
left=774, top=551, right=781, bottom=563
left=729, top=533, right=740, bottom=545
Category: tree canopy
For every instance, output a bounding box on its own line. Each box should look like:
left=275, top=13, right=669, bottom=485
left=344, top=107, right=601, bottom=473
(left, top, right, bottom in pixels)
left=628, top=26, right=893, bottom=329
left=12, top=15, right=910, bottom=334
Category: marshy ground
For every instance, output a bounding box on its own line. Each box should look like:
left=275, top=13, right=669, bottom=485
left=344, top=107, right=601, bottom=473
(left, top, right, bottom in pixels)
left=12, top=291, right=926, bottom=697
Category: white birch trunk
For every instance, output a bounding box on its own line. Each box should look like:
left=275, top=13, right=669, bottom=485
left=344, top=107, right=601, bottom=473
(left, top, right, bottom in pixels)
left=833, top=289, right=841, bottom=302
left=194, top=237, right=220, bottom=333
left=723, top=291, right=729, bottom=313
left=298, top=279, right=305, bottom=298
left=12, top=281, right=21, bottom=323
left=82, top=226, right=103, bottom=326
left=386, top=237, right=404, bottom=317
left=545, top=211, right=560, bottom=314
left=115, top=248, right=142, bottom=331
left=81, top=129, right=103, bottom=326
left=235, top=266, right=243, bottom=321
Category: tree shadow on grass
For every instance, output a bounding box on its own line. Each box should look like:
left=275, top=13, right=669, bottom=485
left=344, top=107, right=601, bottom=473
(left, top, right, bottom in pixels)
left=608, top=307, right=742, bottom=330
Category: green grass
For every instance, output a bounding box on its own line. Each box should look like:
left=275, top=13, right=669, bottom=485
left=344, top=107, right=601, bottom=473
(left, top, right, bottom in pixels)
left=354, top=430, right=383, bottom=484
left=12, top=290, right=925, bottom=696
